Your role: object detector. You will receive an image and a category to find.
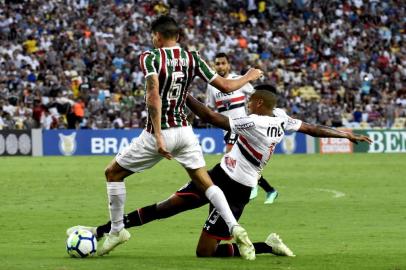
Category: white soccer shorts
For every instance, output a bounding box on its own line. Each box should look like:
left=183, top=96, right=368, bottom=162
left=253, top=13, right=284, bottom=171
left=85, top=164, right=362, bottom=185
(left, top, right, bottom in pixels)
left=116, top=126, right=206, bottom=172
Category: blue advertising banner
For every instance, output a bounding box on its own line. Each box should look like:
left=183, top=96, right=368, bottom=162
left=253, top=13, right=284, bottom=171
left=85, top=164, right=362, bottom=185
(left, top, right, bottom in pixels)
left=42, top=129, right=307, bottom=156
left=42, top=128, right=225, bottom=156
left=274, top=132, right=307, bottom=154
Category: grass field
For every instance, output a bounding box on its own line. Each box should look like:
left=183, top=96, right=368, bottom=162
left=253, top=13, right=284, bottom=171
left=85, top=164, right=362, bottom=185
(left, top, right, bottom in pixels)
left=1, top=153, right=405, bottom=270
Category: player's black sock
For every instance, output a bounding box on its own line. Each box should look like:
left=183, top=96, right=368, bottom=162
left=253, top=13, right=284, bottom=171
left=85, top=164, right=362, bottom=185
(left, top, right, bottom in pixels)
left=258, top=176, right=275, bottom=193
left=95, top=204, right=158, bottom=238
left=214, top=243, right=240, bottom=257
left=253, top=242, right=273, bottom=254
left=96, top=222, right=111, bottom=238
left=124, top=203, right=158, bottom=228
left=214, top=242, right=272, bottom=257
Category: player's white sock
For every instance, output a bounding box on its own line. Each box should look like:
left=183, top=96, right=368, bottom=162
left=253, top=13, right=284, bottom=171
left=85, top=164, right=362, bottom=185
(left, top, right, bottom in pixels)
left=107, top=181, right=126, bottom=234
left=205, top=185, right=238, bottom=232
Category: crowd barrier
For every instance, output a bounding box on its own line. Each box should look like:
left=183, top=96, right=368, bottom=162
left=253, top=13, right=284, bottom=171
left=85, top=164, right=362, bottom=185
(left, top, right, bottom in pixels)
left=0, top=129, right=405, bottom=157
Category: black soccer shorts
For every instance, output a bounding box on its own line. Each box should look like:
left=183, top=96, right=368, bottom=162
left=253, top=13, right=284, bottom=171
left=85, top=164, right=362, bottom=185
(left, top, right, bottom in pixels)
left=176, top=164, right=251, bottom=240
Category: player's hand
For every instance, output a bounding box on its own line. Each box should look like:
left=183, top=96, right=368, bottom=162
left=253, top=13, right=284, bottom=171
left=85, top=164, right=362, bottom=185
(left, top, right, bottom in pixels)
left=155, top=134, right=173, bottom=160
left=245, top=68, right=264, bottom=81
left=347, top=133, right=373, bottom=144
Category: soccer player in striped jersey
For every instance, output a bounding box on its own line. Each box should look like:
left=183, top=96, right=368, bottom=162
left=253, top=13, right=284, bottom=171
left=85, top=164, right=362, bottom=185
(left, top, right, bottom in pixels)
left=72, top=85, right=371, bottom=259
left=89, top=15, right=263, bottom=258
left=206, top=53, right=278, bottom=204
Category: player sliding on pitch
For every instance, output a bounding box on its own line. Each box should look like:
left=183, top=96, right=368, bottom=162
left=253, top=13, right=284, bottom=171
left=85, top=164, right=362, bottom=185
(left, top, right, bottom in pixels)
left=68, top=85, right=372, bottom=259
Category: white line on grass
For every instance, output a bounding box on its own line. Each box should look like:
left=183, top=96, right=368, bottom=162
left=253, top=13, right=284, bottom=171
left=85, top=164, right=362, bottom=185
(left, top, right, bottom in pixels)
left=315, top=188, right=346, bottom=198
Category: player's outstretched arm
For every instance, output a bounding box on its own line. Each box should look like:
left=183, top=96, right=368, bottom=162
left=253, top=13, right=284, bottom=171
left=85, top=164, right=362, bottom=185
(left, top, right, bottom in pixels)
left=146, top=74, right=172, bottom=159
left=210, top=68, right=263, bottom=93
left=186, top=95, right=231, bottom=131
left=298, top=122, right=372, bottom=144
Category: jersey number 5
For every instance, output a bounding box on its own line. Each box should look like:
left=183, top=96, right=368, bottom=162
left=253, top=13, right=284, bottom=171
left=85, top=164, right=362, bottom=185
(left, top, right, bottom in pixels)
left=169, top=71, right=185, bottom=100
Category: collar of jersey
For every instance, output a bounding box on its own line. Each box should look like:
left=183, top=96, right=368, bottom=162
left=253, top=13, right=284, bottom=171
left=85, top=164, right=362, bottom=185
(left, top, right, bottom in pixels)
left=160, top=45, right=181, bottom=50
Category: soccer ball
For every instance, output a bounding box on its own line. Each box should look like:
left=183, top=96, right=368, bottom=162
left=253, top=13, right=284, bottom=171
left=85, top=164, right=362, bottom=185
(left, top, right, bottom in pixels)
left=66, top=229, right=97, bottom=258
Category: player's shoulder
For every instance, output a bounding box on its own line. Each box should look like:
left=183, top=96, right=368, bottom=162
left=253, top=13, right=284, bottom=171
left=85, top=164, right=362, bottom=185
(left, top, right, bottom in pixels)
left=141, top=48, right=160, bottom=56
left=272, top=108, right=288, bottom=117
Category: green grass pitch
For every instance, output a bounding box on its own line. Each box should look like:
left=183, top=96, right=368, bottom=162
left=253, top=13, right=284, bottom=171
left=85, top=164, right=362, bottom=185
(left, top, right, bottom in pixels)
left=0, top=153, right=405, bottom=270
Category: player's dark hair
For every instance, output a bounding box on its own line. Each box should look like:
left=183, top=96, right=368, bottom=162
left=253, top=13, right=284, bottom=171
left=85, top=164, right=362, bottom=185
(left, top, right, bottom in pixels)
left=253, top=84, right=278, bottom=109
left=151, top=15, right=179, bottom=39
left=254, top=84, right=278, bottom=94
left=215, top=53, right=229, bottom=62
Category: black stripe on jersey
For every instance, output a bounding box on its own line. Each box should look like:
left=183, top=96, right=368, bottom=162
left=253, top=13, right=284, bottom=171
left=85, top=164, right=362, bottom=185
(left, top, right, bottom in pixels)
left=236, top=141, right=260, bottom=167
left=218, top=103, right=245, bottom=113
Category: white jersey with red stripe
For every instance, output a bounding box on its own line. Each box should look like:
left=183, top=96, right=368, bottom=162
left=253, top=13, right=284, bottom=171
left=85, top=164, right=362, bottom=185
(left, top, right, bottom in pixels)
left=205, top=73, right=254, bottom=118
left=220, top=111, right=302, bottom=187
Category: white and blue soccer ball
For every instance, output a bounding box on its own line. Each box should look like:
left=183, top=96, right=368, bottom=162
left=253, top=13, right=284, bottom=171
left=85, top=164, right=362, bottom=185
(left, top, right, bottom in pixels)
left=66, top=229, right=97, bottom=258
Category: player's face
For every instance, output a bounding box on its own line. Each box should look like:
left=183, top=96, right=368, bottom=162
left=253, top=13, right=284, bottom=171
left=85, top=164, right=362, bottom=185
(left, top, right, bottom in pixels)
left=247, top=94, right=258, bottom=115
left=214, top=57, right=230, bottom=77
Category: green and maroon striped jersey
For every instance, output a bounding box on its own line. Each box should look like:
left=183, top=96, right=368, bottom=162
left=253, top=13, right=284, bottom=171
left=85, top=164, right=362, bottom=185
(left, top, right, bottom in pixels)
left=139, top=46, right=217, bottom=132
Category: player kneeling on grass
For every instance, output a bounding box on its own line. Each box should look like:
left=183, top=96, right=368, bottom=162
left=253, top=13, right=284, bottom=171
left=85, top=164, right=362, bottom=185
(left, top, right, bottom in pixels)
left=68, top=85, right=372, bottom=259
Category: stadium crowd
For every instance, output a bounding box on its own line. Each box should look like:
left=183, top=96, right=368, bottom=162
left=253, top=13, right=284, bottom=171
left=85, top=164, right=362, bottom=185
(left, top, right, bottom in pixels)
left=0, top=0, right=405, bottom=130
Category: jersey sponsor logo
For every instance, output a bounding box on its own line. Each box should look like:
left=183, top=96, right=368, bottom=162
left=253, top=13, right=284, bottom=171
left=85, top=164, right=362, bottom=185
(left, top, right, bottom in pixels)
left=58, top=132, right=77, bottom=156
left=215, top=91, right=233, bottom=98
left=267, top=122, right=285, bottom=137
left=224, top=156, right=237, bottom=170
left=234, top=121, right=255, bottom=130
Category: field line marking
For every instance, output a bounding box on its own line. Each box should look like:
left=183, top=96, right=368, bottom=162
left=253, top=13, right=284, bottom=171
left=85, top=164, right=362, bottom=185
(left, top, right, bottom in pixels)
left=315, top=188, right=346, bottom=198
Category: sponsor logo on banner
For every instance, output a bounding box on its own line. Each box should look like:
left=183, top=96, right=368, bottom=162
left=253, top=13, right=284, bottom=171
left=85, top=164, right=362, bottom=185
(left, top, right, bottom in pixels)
left=366, top=130, right=406, bottom=153
left=319, top=129, right=353, bottom=154
left=0, top=130, right=32, bottom=156
left=281, top=133, right=296, bottom=154
left=58, top=132, right=77, bottom=156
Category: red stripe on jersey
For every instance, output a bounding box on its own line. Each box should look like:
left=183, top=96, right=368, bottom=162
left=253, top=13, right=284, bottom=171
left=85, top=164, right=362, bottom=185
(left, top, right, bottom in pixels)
left=173, top=48, right=181, bottom=72
left=158, top=49, right=167, bottom=94
left=139, top=52, right=149, bottom=75
left=179, top=51, right=194, bottom=127
left=167, top=99, right=176, bottom=127
left=215, top=96, right=245, bottom=107
left=239, top=135, right=263, bottom=161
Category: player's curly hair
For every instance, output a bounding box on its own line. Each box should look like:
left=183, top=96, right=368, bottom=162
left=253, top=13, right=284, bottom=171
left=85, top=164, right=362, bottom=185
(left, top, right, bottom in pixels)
left=151, top=15, right=179, bottom=39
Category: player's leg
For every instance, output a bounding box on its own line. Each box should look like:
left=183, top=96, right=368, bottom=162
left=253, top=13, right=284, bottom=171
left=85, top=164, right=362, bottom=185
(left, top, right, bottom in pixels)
left=196, top=169, right=255, bottom=260
left=104, top=158, right=133, bottom=234
left=175, top=126, right=241, bottom=232
left=99, top=130, right=163, bottom=256
left=196, top=231, right=221, bottom=257
left=95, top=182, right=208, bottom=238
left=258, top=176, right=279, bottom=204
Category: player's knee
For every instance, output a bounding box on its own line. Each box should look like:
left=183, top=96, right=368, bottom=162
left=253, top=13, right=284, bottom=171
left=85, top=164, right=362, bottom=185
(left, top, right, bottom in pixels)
left=195, top=247, right=215, bottom=257
left=104, top=165, right=118, bottom=182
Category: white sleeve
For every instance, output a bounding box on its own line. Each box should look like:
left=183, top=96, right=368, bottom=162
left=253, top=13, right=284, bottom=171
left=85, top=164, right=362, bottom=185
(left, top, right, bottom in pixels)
left=205, top=85, right=216, bottom=108
left=273, top=108, right=302, bottom=131
left=241, top=82, right=254, bottom=96
left=284, top=117, right=302, bottom=132
left=229, top=115, right=256, bottom=136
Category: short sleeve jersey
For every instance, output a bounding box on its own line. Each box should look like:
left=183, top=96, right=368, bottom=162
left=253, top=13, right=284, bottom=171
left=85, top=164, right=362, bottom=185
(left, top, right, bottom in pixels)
left=205, top=73, right=254, bottom=119
left=220, top=112, right=302, bottom=187
left=140, top=46, right=217, bottom=132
